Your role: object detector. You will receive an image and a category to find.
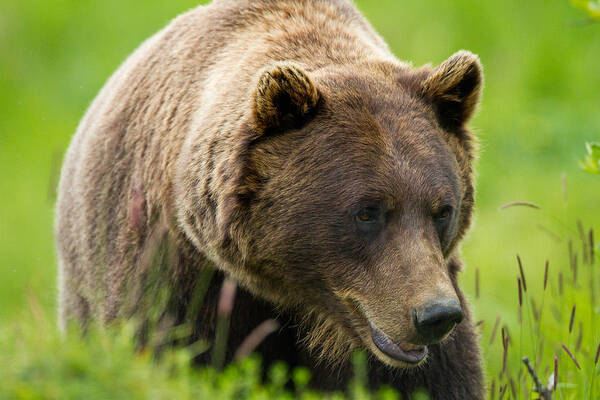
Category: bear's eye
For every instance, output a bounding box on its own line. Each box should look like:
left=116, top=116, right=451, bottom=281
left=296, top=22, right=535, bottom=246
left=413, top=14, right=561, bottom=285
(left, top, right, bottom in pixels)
left=434, top=206, right=453, bottom=224
left=355, top=206, right=384, bottom=234
left=358, top=213, right=373, bottom=222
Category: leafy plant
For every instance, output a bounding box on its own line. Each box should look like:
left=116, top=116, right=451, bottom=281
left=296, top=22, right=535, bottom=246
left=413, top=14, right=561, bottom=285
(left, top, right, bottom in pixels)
left=571, top=0, right=600, bottom=20
left=579, top=142, right=600, bottom=175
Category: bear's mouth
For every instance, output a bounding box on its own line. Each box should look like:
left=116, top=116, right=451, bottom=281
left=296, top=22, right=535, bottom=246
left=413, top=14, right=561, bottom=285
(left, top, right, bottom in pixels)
left=369, top=323, right=428, bottom=364
left=338, top=296, right=429, bottom=367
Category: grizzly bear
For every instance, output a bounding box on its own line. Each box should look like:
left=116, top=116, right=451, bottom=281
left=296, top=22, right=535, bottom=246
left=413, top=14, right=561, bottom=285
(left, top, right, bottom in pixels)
left=55, top=0, right=485, bottom=398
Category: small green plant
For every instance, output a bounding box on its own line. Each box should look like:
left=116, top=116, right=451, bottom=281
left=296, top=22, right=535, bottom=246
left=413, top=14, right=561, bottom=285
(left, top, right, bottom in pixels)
left=0, top=317, right=330, bottom=400
left=579, top=142, right=600, bottom=175
left=571, top=0, right=600, bottom=20
left=0, top=304, right=409, bottom=399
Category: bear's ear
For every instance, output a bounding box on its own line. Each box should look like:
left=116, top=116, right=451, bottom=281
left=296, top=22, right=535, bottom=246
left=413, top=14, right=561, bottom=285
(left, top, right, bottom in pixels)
left=421, top=51, right=483, bottom=132
left=252, top=63, right=321, bottom=135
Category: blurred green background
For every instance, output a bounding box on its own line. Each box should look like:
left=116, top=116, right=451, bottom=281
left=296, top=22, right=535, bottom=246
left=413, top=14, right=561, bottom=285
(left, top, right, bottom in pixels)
left=1, top=0, right=598, bottom=395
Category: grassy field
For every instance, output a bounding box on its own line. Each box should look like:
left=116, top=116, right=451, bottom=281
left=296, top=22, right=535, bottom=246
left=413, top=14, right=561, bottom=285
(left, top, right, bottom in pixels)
left=1, top=0, right=599, bottom=398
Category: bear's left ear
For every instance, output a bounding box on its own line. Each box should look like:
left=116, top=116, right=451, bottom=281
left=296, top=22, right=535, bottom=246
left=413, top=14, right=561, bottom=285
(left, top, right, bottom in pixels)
left=252, top=63, right=321, bottom=135
left=421, top=51, right=483, bottom=132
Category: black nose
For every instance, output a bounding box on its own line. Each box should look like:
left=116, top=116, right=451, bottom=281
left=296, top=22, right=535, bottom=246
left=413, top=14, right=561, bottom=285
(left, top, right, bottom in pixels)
left=414, top=298, right=463, bottom=344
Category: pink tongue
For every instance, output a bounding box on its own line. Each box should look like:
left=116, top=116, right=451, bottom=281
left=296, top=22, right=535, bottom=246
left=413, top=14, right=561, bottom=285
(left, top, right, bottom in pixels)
left=369, top=324, right=427, bottom=364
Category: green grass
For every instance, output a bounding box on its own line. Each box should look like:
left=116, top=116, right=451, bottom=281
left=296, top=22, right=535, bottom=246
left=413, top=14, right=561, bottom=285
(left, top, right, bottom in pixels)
left=0, top=308, right=396, bottom=399
left=0, top=0, right=599, bottom=398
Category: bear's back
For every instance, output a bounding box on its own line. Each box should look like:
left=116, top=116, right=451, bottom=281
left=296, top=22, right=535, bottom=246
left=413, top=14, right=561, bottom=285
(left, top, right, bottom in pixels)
left=56, top=0, right=394, bottom=326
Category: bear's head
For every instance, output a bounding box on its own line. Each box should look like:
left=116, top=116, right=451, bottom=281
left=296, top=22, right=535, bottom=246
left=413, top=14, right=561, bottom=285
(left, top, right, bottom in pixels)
left=200, top=51, right=482, bottom=368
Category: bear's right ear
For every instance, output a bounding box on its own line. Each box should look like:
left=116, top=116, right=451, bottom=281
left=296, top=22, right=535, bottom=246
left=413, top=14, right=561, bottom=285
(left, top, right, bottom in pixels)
left=252, top=63, right=321, bottom=135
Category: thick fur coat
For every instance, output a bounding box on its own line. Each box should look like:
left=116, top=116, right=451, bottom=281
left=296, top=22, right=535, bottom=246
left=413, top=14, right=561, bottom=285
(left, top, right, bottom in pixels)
left=56, top=1, right=485, bottom=398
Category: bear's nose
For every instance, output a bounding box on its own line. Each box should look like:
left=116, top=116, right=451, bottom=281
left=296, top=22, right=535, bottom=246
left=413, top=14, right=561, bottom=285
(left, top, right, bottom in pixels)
left=414, top=298, right=463, bottom=344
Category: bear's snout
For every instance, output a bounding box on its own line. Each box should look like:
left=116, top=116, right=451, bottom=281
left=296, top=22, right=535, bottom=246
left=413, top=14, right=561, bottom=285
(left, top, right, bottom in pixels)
left=413, top=297, right=463, bottom=344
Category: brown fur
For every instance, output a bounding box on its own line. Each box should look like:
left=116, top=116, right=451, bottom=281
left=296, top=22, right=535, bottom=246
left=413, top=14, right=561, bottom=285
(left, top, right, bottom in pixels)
left=56, top=1, right=485, bottom=398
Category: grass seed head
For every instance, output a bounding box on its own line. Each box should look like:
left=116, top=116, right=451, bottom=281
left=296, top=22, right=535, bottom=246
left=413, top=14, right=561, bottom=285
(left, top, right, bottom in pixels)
left=568, top=305, right=576, bottom=334
left=517, top=277, right=522, bottom=307
left=543, top=260, right=549, bottom=291
left=561, top=343, right=581, bottom=370
left=559, top=272, right=563, bottom=296
left=489, top=315, right=501, bottom=345
left=590, top=228, right=595, bottom=264
left=517, top=254, right=527, bottom=292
